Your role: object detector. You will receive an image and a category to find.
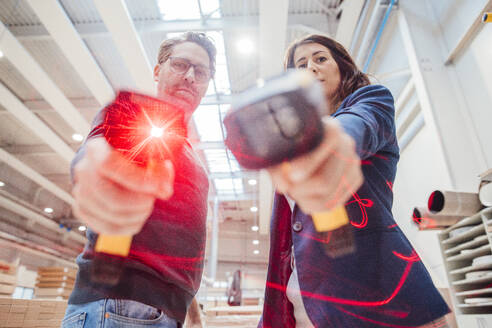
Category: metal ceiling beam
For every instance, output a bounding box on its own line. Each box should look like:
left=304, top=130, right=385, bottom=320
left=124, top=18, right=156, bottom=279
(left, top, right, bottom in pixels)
left=395, top=77, right=414, bottom=117
left=0, top=236, right=76, bottom=268
left=212, top=193, right=256, bottom=202
left=0, top=83, right=75, bottom=163
left=444, top=0, right=492, bottom=65
left=0, top=148, right=74, bottom=205
left=209, top=171, right=257, bottom=179
left=0, top=94, right=230, bottom=116
left=9, top=15, right=331, bottom=39
left=25, top=0, right=115, bottom=106
left=93, top=0, right=154, bottom=94
left=0, top=21, right=90, bottom=136
left=376, top=67, right=411, bottom=82
left=257, top=0, right=289, bottom=235
left=0, top=194, right=85, bottom=245
left=335, top=0, right=366, bottom=48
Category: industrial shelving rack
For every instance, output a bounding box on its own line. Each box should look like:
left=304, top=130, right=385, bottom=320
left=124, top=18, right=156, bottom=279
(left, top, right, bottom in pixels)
left=439, top=207, right=492, bottom=327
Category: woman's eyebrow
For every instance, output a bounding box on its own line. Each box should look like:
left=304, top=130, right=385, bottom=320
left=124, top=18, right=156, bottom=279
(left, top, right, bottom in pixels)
left=295, top=50, right=330, bottom=65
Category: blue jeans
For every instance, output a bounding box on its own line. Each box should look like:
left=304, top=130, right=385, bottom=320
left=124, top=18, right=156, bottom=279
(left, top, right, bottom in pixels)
left=62, top=299, right=178, bottom=327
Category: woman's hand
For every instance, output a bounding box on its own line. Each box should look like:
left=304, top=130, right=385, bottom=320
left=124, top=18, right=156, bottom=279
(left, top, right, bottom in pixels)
left=268, top=117, right=363, bottom=213
left=72, top=137, right=175, bottom=235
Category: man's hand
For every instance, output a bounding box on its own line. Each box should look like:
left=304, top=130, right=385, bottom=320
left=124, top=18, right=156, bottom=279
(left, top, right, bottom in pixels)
left=268, top=118, right=363, bottom=214
left=72, top=138, right=174, bottom=235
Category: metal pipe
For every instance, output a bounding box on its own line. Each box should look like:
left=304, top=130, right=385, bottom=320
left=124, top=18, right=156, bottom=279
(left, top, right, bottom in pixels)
left=398, top=112, right=424, bottom=151
left=363, top=0, right=397, bottom=72
left=412, top=207, right=463, bottom=230
left=0, top=235, right=76, bottom=268
left=349, top=0, right=373, bottom=54
left=354, top=0, right=386, bottom=67
left=209, top=196, right=219, bottom=281
left=428, top=190, right=482, bottom=217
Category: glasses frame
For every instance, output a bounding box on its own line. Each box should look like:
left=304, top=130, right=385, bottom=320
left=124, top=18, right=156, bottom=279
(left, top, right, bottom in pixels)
left=165, top=56, right=212, bottom=84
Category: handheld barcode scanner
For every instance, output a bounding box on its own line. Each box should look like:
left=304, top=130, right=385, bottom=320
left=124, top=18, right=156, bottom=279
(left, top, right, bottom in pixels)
left=91, top=91, right=186, bottom=285
left=223, top=70, right=355, bottom=258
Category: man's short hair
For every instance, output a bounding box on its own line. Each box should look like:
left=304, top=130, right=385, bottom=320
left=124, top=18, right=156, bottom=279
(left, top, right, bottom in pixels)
left=157, top=32, right=217, bottom=78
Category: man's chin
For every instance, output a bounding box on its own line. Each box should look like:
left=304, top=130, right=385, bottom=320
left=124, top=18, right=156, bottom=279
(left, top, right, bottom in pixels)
left=159, top=94, right=197, bottom=111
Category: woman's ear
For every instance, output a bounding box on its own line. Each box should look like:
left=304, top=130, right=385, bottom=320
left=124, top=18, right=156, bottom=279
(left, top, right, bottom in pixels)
left=153, top=64, right=161, bottom=82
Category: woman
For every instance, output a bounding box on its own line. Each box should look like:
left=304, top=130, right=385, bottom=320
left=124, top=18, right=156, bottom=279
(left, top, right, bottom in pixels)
left=259, top=35, right=450, bottom=327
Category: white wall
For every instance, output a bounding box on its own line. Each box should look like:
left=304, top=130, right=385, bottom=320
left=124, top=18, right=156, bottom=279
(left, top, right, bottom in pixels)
left=365, top=0, right=492, bottom=288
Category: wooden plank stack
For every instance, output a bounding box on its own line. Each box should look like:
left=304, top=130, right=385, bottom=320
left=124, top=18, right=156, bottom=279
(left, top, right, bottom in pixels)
left=0, top=260, right=17, bottom=297
left=34, top=267, right=76, bottom=300
left=0, top=298, right=67, bottom=328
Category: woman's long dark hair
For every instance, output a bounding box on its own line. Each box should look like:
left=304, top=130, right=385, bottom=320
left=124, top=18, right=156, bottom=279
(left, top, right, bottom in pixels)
left=284, top=34, right=370, bottom=107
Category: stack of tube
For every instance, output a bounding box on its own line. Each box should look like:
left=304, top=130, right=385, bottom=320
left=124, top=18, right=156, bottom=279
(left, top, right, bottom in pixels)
left=479, top=169, right=492, bottom=207
left=411, top=168, right=492, bottom=230
left=412, top=190, right=482, bottom=230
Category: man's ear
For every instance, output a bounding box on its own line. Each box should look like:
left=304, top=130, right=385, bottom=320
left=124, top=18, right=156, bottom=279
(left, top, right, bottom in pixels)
left=153, top=64, right=161, bottom=82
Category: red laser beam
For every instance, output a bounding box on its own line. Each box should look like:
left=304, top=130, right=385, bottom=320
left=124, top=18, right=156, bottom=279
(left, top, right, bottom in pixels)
left=266, top=251, right=419, bottom=308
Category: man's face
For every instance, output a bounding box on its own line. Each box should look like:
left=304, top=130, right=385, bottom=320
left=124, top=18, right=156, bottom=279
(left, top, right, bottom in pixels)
left=154, top=42, right=211, bottom=122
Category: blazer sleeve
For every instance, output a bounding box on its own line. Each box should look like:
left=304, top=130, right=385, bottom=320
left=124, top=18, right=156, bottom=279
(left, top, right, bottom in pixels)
left=333, top=85, right=397, bottom=160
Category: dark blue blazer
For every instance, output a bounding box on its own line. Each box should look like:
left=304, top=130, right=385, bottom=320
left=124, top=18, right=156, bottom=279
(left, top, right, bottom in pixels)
left=259, top=85, right=449, bottom=327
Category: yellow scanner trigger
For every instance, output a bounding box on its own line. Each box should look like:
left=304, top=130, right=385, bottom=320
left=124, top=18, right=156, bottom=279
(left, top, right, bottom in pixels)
left=95, top=235, right=133, bottom=257
left=312, top=206, right=349, bottom=232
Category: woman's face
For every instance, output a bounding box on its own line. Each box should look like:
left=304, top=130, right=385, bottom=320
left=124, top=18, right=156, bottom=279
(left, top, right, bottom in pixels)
left=293, top=43, right=341, bottom=105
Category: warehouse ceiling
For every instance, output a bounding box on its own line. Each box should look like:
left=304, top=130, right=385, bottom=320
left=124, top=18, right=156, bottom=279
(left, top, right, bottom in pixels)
left=0, top=0, right=354, bottom=280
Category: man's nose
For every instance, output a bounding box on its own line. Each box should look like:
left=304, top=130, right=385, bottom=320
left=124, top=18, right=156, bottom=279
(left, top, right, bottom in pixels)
left=184, top=66, right=196, bottom=83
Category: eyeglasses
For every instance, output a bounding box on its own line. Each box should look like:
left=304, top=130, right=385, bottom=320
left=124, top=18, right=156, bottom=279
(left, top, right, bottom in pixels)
left=166, top=56, right=211, bottom=84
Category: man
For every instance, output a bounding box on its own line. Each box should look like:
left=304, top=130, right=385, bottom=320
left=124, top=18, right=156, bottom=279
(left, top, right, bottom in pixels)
left=62, top=32, right=215, bottom=328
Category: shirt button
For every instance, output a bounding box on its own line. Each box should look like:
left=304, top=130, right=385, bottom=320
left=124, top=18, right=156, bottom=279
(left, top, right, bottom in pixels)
left=293, top=221, right=303, bottom=232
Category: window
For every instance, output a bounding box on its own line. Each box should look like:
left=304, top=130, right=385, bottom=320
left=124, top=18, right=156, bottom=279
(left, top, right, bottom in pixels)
left=12, top=286, right=34, bottom=299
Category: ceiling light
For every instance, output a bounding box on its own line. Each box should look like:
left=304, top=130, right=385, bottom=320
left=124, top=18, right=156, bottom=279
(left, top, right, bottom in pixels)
left=253, top=250, right=260, bottom=255
left=248, top=179, right=257, bottom=186
left=0, top=50, right=3, bottom=58
left=250, top=206, right=258, bottom=212
left=72, top=133, right=84, bottom=142
left=236, top=38, right=254, bottom=55
left=0, top=181, right=5, bottom=187
left=251, top=225, right=259, bottom=232
left=252, top=240, right=259, bottom=245
left=78, top=225, right=87, bottom=232
left=44, top=207, right=53, bottom=214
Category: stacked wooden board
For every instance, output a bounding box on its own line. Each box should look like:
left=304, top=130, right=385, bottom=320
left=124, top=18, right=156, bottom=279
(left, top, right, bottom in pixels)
left=0, top=260, right=17, bottom=297
left=205, top=305, right=262, bottom=328
left=34, top=267, right=76, bottom=300
left=0, top=298, right=67, bottom=328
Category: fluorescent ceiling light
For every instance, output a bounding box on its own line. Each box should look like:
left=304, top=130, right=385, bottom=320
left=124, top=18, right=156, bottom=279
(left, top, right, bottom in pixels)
left=251, top=225, right=259, bottom=232
left=44, top=207, right=53, bottom=214
left=250, top=206, right=258, bottom=212
left=213, top=178, right=243, bottom=194
left=236, top=38, right=254, bottom=55
left=252, top=240, right=259, bottom=245
left=248, top=179, right=257, bottom=186
left=72, top=133, right=84, bottom=142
